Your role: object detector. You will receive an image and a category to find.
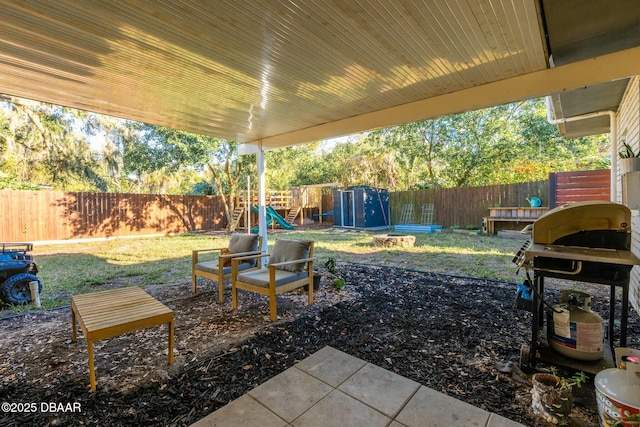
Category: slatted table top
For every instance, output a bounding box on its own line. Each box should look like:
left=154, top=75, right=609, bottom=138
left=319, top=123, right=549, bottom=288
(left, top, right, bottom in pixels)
left=71, top=287, right=174, bottom=342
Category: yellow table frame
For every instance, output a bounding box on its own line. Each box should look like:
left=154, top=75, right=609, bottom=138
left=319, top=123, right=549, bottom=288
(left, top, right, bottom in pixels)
left=71, top=287, right=174, bottom=391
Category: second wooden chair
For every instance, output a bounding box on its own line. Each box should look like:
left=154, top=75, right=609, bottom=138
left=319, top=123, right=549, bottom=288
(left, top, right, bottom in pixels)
left=231, top=239, right=315, bottom=321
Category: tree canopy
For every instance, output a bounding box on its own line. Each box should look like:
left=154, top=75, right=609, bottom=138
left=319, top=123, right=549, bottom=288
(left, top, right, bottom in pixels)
left=0, top=95, right=610, bottom=195
left=318, top=100, right=609, bottom=190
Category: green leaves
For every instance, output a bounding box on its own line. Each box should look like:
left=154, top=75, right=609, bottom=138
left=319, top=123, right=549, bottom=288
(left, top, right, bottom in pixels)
left=619, top=142, right=639, bottom=158
left=324, top=257, right=337, bottom=274
left=0, top=95, right=611, bottom=194
left=0, top=172, right=41, bottom=190
left=0, top=95, right=106, bottom=191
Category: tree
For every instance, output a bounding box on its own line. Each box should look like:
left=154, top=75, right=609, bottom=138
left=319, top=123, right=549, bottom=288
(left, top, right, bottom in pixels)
left=436, top=105, right=516, bottom=187
left=309, top=135, right=400, bottom=188
left=118, top=123, right=220, bottom=194
left=0, top=172, right=41, bottom=190
left=0, top=95, right=107, bottom=190
left=82, top=113, right=126, bottom=191
left=204, top=142, right=255, bottom=231
left=354, top=98, right=611, bottom=189
left=364, top=119, right=448, bottom=189
left=0, top=95, right=612, bottom=198
left=265, top=142, right=330, bottom=189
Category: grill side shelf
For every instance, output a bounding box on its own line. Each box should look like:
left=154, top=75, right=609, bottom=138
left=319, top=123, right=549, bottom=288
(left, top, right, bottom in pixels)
left=524, top=244, right=640, bottom=266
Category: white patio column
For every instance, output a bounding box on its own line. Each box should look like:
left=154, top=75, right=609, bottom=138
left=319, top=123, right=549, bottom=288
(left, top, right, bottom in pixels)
left=257, top=141, right=268, bottom=261
left=238, top=141, right=269, bottom=264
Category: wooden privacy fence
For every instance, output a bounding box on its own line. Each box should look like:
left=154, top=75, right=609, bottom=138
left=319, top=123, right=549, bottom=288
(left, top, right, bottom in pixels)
left=389, top=181, right=549, bottom=229
left=549, top=169, right=611, bottom=208
left=389, top=169, right=611, bottom=229
left=0, top=170, right=611, bottom=242
left=0, top=190, right=226, bottom=242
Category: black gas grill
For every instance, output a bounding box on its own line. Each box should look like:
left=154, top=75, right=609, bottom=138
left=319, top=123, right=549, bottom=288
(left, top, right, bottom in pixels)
left=515, top=201, right=640, bottom=370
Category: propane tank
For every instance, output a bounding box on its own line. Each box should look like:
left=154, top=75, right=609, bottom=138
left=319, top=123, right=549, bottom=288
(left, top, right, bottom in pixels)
left=547, top=290, right=604, bottom=361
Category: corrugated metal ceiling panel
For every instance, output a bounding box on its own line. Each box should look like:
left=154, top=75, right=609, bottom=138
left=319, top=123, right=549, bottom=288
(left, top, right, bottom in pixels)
left=0, top=0, right=547, bottom=146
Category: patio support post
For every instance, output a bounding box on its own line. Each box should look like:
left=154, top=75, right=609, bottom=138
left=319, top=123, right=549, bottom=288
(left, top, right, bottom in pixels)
left=246, top=176, right=251, bottom=232
left=257, top=141, right=268, bottom=265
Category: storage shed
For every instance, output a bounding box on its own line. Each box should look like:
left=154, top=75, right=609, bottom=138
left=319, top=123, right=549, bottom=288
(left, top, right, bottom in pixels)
left=333, top=186, right=390, bottom=230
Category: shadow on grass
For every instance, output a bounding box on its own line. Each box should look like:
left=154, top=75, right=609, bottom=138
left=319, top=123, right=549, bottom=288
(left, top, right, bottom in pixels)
left=2, top=228, right=527, bottom=317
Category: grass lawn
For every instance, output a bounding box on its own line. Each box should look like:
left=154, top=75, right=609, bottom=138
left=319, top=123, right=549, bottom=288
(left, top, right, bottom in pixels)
left=5, top=228, right=529, bottom=315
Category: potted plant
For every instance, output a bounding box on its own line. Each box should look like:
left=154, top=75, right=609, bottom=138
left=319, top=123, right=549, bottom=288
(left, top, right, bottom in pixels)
left=619, top=142, right=640, bottom=174
left=531, top=370, right=588, bottom=426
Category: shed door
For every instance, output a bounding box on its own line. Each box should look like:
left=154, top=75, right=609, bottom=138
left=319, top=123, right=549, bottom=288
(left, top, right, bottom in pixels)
left=342, top=190, right=355, bottom=227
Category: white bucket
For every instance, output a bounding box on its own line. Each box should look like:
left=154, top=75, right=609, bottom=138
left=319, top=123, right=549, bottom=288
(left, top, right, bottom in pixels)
left=594, top=368, right=640, bottom=427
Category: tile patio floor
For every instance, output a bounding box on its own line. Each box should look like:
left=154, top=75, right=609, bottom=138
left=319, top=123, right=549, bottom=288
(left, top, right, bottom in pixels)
left=191, top=346, right=525, bottom=427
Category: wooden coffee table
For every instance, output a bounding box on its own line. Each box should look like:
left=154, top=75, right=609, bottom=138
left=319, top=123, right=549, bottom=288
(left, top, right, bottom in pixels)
left=71, top=287, right=174, bottom=391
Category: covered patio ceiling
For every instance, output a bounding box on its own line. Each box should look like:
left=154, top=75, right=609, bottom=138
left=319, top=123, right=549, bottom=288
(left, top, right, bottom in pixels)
left=0, top=0, right=638, bottom=148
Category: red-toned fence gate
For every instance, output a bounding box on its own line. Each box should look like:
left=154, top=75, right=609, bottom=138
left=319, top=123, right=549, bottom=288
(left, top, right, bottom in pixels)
left=549, top=169, right=611, bottom=208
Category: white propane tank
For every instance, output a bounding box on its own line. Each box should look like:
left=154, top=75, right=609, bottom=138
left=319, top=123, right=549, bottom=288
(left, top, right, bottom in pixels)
left=595, top=348, right=640, bottom=427
left=547, top=290, right=604, bottom=361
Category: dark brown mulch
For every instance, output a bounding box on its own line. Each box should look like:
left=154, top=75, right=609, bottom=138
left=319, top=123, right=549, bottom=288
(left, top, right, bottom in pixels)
left=1, top=263, right=638, bottom=426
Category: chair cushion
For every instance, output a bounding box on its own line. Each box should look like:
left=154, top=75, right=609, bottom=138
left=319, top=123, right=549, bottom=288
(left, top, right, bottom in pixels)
left=268, top=239, right=311, bottom=272
left=237, top=269, right=308, bottom=288
left=228, top=233, right=259, bottom=253
left=196, top=261, right=254, bottom=276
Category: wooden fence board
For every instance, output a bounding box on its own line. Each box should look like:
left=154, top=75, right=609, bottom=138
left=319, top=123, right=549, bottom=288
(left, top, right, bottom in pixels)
left=0, top=170, right=611, bottom=242
left=389, top=180, right=549, bottom=228
left=552, top=169, right=610, bottom=206
left=0, top=190, right=227, bottom=242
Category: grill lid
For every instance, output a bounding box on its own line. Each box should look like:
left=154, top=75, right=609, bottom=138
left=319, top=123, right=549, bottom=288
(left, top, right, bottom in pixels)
left=532, top=201, right=631, bottom=246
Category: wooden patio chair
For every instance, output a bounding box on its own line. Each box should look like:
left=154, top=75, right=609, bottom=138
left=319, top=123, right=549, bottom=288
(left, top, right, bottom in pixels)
left=231, top=239, right=315, bottom=321
left=191, top=233, right=262, bottom=303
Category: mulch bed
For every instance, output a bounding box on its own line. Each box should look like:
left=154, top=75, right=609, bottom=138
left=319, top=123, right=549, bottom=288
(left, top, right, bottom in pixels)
left=1, top=263, right=638, bottom=426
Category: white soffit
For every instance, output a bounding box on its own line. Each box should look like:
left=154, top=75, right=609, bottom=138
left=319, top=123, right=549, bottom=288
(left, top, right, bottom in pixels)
left=0, top=0, right=548, bottom=147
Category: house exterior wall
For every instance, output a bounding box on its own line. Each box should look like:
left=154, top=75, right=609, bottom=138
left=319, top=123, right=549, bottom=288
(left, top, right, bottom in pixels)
left=617, top=76, right=640, bottom=311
